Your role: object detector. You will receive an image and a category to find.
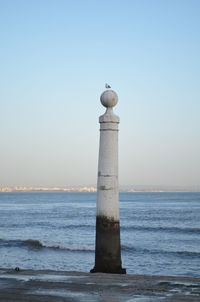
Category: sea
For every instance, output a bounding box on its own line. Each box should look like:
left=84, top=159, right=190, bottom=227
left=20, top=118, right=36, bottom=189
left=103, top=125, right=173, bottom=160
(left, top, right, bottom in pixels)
left=0, top=192, right=199, bottom=277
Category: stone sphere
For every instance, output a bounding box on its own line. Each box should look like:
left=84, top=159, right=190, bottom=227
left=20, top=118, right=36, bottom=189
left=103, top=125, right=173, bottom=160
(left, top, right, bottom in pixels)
left=100, top=90, right=118, bottom=108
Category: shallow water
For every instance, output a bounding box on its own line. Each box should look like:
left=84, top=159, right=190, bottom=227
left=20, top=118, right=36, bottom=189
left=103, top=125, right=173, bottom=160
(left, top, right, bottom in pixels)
left=0, top=192, right=200, bottom=276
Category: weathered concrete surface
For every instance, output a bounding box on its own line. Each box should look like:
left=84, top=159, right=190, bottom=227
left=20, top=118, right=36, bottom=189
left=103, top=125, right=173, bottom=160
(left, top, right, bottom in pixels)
left=97, top=91, right=120, bottom=221
left=0, top=269, right=200, bottom=301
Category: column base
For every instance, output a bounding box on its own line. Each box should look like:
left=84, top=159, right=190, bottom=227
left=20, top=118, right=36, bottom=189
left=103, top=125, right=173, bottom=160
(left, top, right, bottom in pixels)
left=91, top=215, right=126, bottom=274
left=90, top=267, right=126, bottom=274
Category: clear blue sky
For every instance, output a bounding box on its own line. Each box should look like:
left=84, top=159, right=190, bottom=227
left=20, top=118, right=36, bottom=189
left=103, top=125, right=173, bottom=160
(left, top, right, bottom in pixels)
left=0, top=0, right=200, bottom=188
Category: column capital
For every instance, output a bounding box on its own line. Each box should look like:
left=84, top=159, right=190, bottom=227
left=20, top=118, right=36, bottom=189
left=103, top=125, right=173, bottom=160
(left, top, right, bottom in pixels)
left=99, top=109, right=120, bottom=124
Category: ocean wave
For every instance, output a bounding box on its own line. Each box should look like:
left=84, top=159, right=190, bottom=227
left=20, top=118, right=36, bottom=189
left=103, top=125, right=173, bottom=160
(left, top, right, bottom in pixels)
left=122, top=245, right=200, bottom=258
left=0, top=223, right=95, bottom=230
left=1, top=223, right=199, bottom=236
left=0, top=239, right=94, bottom=252
left=0, top=239, right=45, bottom=249
left=0, top=238, right=199, bottom=258
left=121, top=225, right=200, bottom=235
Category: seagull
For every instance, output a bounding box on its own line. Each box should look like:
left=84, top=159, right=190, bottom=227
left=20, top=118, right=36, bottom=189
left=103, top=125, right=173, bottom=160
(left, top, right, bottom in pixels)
left=105, top=83, right=111, bottom=89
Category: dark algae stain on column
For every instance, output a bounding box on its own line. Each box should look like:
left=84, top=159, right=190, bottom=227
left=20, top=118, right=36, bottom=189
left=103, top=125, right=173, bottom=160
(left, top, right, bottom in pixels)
left=91, top=216, right=125, bottom=274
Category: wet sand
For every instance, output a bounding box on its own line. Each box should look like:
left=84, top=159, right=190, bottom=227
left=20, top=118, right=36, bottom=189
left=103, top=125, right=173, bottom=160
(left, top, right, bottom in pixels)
left=0, top=269, right=200, bottom=301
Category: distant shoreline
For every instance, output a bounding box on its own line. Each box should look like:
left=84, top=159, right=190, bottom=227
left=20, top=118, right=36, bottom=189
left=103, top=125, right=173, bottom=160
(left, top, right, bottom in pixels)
left=1, top=185, right=200, bottom=193
left=0, top=190, right=200, bottom=193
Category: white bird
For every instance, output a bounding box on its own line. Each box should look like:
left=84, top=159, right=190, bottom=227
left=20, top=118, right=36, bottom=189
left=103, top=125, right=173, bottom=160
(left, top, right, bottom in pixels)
left=105, top=83, right=111, bottom=89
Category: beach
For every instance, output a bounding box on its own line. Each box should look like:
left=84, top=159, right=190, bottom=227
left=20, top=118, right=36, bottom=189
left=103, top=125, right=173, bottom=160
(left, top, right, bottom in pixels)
left=0, top=269, right=200, bottom=301
left=0, top=269, right=200, bottom=302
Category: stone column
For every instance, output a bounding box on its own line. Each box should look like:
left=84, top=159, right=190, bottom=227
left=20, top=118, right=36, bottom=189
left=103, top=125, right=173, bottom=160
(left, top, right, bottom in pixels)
left=91, top=88, right=126, bottom=274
